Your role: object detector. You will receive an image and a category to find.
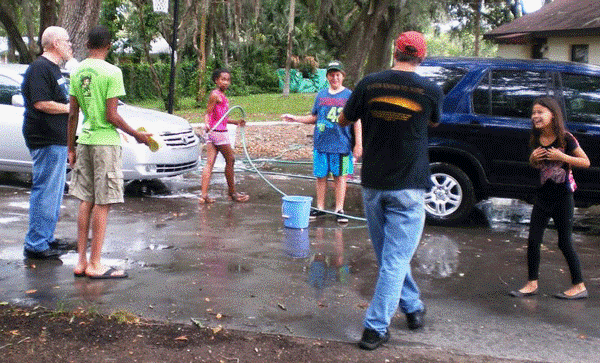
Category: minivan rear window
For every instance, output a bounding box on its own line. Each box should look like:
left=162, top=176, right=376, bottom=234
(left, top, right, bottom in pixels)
left=417, top=66, right=467, bottom=95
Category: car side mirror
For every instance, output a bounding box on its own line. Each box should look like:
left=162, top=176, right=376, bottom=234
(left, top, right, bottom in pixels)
left=12, top=94, right=24, bottom=107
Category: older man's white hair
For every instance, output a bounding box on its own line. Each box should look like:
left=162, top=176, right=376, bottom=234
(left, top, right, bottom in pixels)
left=41, top=26, right=68, bottom=50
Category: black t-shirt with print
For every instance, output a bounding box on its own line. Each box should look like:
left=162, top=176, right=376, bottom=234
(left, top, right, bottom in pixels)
left=21, top=56, right=69, bottom=149
left=343, top=69, right=443, bottom=190
left=536, top=132, right=578, bottom=197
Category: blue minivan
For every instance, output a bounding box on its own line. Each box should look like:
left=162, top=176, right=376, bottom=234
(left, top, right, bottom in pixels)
left=418, top=57, right=600, bottom=225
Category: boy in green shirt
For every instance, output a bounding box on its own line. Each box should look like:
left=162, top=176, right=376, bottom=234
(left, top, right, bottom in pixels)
left=67, top=25, right=151, bottom=279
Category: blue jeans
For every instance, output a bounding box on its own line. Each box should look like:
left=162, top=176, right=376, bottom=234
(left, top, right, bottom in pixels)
left=362, top=187, right=425, bottom=335
left=24, top=145, right=67, bottom=252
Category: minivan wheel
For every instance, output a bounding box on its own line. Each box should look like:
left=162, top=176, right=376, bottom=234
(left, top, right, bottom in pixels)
left=425, top=162, right=475, bottom=225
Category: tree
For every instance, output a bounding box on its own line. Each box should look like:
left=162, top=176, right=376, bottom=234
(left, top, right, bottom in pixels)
left=0, top=1, right=34, bottom=63
left=442, top=0, right=522, bottom=57
left=39, top=0, right=58, bottom=52
left=131, top=0, right=165, bottom=101
left=58, top=0, right=103, bottom=60
left=340, top=0, right=407, bottom=83
left=193, top=0, right=210, bottom=102
left=283, top=0, right=296, bottom=96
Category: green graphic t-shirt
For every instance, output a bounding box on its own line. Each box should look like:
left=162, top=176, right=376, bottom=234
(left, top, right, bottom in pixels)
left=69, top=58, right=126, bottom=145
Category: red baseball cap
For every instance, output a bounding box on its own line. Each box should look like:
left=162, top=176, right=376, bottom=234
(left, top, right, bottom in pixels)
left=395, top=31, right=427, bottom=59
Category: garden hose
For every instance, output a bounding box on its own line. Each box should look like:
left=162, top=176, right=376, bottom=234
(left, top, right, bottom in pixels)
left=236, top=112, right=367, bottom=223
left=192, top=105, right=367, bottom=223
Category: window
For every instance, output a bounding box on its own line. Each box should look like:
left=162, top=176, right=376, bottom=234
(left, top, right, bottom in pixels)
left=561, top=72, right=600, bottom=124
left=417, top=66, right=467, bottom=95
left=0, top=75, right=21, bottom=105
left=472, top=70, right=551, bottom=118
left=571, top=45, right=589, bottom=63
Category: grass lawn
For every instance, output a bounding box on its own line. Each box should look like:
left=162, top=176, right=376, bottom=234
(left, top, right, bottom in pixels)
left=132, top=93, right=316, bottom=123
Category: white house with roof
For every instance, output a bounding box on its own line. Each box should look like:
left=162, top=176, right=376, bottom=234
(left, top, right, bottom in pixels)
left=484, top=0, right=600, bottom=65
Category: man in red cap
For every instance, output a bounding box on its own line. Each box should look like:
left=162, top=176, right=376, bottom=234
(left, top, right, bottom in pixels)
left=339, top=31, right=443, bottom=350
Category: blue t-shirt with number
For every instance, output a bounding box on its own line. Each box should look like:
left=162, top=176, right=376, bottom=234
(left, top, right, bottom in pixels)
left=312, top=88, right=353, bottom=154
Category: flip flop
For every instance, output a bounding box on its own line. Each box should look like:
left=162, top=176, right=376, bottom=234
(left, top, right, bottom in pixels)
left=198, top=195, right=215, bottom=204
left=74, top=270, right=86, bottom=278
left=229, top=192, right=249, bottom=203
left=87, top=267, right=128, bottom=280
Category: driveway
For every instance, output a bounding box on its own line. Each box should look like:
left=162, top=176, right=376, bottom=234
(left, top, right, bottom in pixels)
left=0, top=169, right=599, bottom=362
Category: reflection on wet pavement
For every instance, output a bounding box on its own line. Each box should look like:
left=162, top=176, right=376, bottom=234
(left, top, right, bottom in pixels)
left=1, top=171, right=600, bottom=362
left=416, top=235, right=459, bottom=278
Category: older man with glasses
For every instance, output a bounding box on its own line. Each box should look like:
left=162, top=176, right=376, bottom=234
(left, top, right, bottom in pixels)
left=21, top=26, right=76, bottom=259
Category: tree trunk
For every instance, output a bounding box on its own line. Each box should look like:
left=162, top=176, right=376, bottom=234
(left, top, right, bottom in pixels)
left=474, top=0, right=482, bottom=56
left=253, top=0, right=260, bottom=22
left=58, top=0, right=103, bottom=61
left=0, top=3, right=33, bottom=63
left=364, top=4, right=400, bottom=75
left=39, top=0, right=58, bottom=53
left=133, top=0, right=164, bottom=101
left=222, top=1, right=230, bottom=66
left=283, top=0, right=296, bottom=96
left=195, top=0, right=209, bottom=103
left=233, top=0, right=241, bottom=41
left=341, top=0, right=406, bottom=86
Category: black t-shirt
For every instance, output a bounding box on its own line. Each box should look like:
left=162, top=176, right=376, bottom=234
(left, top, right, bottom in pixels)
left=343, top=69, right=443, bottom=190
left=536, top=132, right=578, bottom=195
left=21, top=56, right=69, bottom=149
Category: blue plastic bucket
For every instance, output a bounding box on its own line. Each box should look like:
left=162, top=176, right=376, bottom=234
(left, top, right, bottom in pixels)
left=283, top=227, right=310, bottom=258
left=282, top=195, right=313, bottom=229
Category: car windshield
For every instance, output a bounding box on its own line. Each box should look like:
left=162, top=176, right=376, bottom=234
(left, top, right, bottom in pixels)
left=417, top=66, right=467, bottom=95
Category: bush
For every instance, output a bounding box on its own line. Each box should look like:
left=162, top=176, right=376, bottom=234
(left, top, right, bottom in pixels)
left=119, top=59, right=280, bottom=104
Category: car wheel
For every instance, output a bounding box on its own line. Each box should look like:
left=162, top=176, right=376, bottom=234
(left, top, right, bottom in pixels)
left=425, top=162, right=475, bottom=225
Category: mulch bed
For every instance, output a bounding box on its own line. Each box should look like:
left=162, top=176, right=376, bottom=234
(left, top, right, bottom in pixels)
left=0, top=304, right=526, bottom=362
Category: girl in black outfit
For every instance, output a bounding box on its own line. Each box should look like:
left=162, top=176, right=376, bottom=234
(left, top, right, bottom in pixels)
left=510, top=97, right=590, bottom=300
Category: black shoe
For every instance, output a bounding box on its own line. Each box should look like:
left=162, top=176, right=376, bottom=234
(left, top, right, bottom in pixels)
left=309, top=209, right=326, bottom=220
left=358, top=328, right=390, bottom=350
left=509, top=288, right=538, bottom=298
left=335, top=210, right=349, bottom=224
left=49, top=238, right=77, bottom=251
left=24, top=247, right=67, bottom=260
left=553, top=290, right=588, bottom=300
left=406, top=307, right=426, bottom=330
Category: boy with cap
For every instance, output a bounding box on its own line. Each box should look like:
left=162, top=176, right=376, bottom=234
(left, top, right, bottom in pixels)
left=339, top=31, right=443, bottom=350
left=282, top=61, right=362, bottom=223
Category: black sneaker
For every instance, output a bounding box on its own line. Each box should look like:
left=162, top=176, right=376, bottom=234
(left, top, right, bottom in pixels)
left=309, top=209, right=326, bottom=220
left=49, top=238, right=77, bottom=251
left=406, top=306, right=426, bottom=330
left=335, top=210, right=349, bottom=224
left=358, top=328, right=390, bottom=350
left=24, top=247, right=67, bottom=260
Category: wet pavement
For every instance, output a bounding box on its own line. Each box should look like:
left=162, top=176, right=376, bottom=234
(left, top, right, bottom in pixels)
left=1, top=167, right=600, bottom=363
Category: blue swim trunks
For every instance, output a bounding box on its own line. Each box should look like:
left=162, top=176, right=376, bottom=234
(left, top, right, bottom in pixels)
left=313, top=150, right=354, bottom=178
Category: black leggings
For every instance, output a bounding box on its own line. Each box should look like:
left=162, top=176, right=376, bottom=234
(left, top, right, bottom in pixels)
left=527, top=191, right=584, bottom=285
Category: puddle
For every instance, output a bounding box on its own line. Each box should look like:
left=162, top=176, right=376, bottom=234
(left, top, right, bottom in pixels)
left=415, top=234, right=459, bottom=278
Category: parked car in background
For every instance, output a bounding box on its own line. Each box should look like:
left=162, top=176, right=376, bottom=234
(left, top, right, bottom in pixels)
left=0, top=64, right=200, bottom=180
left=418, top=57, right=600, bottom=225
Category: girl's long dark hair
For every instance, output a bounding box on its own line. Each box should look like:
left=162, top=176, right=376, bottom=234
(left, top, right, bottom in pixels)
left=529, top=97, right=567, bottom=149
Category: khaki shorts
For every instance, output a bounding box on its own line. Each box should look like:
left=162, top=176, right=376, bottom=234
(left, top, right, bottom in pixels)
left=70, top=144, right=124, bottom=205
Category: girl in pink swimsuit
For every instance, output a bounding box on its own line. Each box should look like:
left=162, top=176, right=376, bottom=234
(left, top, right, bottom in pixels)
left=199, top=69, right=249, bottom=203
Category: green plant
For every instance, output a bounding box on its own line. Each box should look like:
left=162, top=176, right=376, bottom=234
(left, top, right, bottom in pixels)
left=109, top=309, right=140, bottom=324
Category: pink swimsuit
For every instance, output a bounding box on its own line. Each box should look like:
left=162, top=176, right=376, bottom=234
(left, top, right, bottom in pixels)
left=207, top=90, right=230, bottom=145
